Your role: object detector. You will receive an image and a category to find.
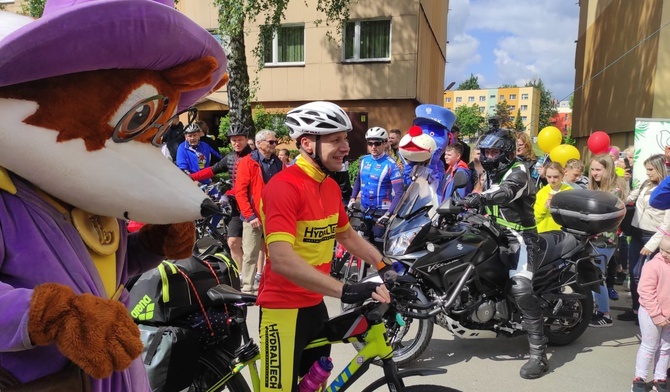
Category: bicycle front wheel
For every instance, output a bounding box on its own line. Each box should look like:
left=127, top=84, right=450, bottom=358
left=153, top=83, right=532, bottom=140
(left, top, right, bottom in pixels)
left=189, top=348, right=251, bottom=392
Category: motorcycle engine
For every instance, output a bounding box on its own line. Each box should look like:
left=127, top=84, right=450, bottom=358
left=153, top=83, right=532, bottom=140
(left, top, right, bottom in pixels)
left=470, top=301, right=495, bottom=323
left=470, top=300, right=509, bottom=324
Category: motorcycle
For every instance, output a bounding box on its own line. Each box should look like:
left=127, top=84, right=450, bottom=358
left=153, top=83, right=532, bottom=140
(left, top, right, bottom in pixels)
left=352, top=164, right=624, bottom=366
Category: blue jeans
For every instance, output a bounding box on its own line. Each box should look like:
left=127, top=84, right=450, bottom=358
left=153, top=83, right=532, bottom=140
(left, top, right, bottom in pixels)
left=593, top=246, right=615, bottom=314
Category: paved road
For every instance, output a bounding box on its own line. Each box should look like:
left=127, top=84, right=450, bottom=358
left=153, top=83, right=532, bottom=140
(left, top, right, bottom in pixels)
left=240, top=284, right=643, bottom=392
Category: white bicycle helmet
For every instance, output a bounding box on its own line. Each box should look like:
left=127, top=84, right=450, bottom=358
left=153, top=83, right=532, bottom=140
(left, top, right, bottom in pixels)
left=365, top=127, right=388, bottom=141
left=285, top=101, right=352, bottom=139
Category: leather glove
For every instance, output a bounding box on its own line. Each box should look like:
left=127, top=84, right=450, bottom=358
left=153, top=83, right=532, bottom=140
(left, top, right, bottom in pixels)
left=347, top=199, right=356, bottom=211
left=138, top=221, right=196, bottom=260
left=459, top=193, right=482, bottom=208
left=341, top=282, right=384, bottom=304
left=28, top=283, right=143, bottom=379
left=211, top=159, right=228, bottom=175
left=376, top=214, right=390, bottom=226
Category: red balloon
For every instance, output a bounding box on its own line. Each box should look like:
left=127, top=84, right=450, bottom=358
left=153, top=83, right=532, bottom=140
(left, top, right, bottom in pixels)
left=588, top=131, right=610, bottom=154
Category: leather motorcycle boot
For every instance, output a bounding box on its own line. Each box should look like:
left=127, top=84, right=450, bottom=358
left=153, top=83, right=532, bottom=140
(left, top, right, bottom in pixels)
left=519, top=334, right=548, bottom=379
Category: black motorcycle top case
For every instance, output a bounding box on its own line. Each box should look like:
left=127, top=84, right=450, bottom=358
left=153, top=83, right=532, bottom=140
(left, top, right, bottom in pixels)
left=550, top=189, right=625, bottom=235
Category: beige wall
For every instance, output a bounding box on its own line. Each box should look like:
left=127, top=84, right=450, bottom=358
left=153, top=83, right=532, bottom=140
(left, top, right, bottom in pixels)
left=178, top=0, right=447, bottom=106
left=573, top=0, right=666, bottom=148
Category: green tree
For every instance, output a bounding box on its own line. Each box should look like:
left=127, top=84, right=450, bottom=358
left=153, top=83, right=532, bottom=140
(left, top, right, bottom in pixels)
left=214, top=0, right=352, bottom=140
left=499, top=83, right=518, bottom=88
left=525, top=78, right=557, bottom=131
left=513, top=108, right=525, bottom=132
left=20, top=0, right=46, bottom=17
left=218, top=104, right=289, bottom=142
left=494, top=100, right=513, bottom=128
left=457, top=73, right=480, bottom=90
left=454, top=103, right=486, bottom=138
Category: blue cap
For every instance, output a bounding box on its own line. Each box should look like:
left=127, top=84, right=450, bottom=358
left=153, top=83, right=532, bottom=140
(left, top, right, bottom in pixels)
left=413, top=104, right=456, bottom=131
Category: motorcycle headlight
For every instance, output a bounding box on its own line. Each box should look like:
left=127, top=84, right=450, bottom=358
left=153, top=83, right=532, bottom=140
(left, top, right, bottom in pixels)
left=385, top=226, right=423, bottom=256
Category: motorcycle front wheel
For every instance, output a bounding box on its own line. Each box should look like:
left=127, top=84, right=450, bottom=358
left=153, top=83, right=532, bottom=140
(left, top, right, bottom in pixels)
left=188, top=347, right=251, bottom=392
left=542, top=279, right=594, bottom=346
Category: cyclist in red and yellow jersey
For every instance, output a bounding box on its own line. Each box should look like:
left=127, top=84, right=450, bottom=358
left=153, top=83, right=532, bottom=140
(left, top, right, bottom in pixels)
left=257, top=101, right=392, bottom=391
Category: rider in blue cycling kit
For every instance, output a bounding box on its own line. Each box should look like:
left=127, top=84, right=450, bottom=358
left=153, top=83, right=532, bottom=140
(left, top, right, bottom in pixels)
left=349, top=127, right=404, bottom=249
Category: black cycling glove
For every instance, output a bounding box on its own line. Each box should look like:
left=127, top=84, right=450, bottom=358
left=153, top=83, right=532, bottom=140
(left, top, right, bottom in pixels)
left=341, top=282, right=382, bottom=304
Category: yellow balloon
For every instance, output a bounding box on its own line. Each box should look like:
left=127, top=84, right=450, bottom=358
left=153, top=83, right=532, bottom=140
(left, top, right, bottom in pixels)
left=537, top=126, right=563, bottom=154
left=549, top=144, right=580, bottom=166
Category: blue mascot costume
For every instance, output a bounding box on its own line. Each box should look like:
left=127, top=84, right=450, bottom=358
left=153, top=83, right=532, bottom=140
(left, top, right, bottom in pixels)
left=399, top=104, right=456, bottom=192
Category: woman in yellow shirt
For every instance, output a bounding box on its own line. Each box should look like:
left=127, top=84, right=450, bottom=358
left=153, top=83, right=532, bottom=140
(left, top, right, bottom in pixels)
left=534, top=161, right=573, bottom=233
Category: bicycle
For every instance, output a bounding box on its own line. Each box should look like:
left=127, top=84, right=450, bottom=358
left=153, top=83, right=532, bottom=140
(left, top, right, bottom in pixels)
left=195, top=179, right=233, bottom=255
left=331, top=205, right=386, bottom=286
left=193, top=278, right=459, bottom=392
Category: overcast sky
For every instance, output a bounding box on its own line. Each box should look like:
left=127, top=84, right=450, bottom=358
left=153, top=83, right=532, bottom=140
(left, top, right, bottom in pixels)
left=445, top=0, right=580, bottom=101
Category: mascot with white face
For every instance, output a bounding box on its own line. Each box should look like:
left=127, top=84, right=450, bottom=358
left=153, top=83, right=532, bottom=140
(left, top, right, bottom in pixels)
left=399, top=104, right=456, bottom=188
left=0, top=0, right=227, bottom=390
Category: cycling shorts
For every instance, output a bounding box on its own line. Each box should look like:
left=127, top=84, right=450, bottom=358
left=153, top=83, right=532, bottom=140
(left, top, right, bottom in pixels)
left=259, top=302, right=330, bottom=391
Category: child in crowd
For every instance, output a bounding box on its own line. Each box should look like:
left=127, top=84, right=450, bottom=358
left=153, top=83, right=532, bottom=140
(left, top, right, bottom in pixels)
left=563, top=158, right=589, bottom=189
left=588, top=153, right=628, bottom=327
left=533, top=162, right=573, bottom=233
left=631, top=235, right=670, bottom=392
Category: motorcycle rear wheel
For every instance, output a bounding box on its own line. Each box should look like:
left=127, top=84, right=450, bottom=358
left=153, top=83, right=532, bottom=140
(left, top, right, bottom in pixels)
left=188, top=347, right=251, bottom=392
left=543, top=281, right=594, bottom=346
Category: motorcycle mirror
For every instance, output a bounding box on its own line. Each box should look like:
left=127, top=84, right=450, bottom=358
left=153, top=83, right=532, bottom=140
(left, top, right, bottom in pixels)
left=453, top=171, right=469, bottom=190
left=436, top=197, right=462, bottom=215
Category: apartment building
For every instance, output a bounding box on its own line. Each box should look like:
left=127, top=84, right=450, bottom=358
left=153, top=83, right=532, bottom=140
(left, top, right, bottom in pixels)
left=551, top=100, right=572, bottom=135
left=572, top=0, right=670, bottom=149
left=443, top=86, right=541, bottom=136
left=178, top=0, right=449, bottom=160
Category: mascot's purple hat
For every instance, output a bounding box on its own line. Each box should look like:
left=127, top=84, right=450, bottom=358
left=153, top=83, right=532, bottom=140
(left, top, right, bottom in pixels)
left=0, top=0, right=227, bottom=110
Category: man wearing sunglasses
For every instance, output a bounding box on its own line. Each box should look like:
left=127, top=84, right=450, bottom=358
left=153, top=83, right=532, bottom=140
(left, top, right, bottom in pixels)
left=348, top=127, right=404, bottom=251
left=235, top=130, right=285, bottom=293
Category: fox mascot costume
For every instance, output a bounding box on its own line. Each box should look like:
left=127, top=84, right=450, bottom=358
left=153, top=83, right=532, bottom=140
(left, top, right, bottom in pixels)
left=0, top=0, right=227, bottom=390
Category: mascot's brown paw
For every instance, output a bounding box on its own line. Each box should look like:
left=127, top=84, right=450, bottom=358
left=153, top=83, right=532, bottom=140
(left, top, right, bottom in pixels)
left=138, top=221, right=196, bottom=260
left=28, top=283, right=143, bottom=379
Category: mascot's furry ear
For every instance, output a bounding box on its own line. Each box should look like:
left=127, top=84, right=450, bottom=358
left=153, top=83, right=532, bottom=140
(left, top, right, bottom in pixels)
left=162, top=56, right=220, bottom=93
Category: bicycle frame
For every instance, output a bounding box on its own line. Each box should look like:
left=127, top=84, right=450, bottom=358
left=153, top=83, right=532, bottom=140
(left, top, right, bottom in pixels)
left=205, top=304, right=406, bottom=392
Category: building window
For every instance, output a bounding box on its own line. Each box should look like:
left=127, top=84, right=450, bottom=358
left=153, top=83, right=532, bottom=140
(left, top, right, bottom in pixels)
left=456, top=97, right=462, bottom=103
left=500, top=95, right=504, bottom=100
left=510, top=105, right=516, bottom=111
left=564, top=114, right=569, bottom=121
left=446, top=97, right=451, bottom=103
left=344, top=19, right=391, bottom=61
left=479, top=107, right=485, bottom=113
left=263, top=25, right=305, bottom=65
left=521, top=93, right=529, bottom=100
left=490, top=94, right=495, bottom=98
left=563, top=124, right=568, bottom=132
left=468, top=96, right=475, bottom=102
left=521, top=105, right=528, bottom=111
left=510, top=116, right=515, bottom=121
left=479, top=96, right=486, bottom=102
left=489, top=105, right=494, bottom=110
left=522, top=116, right=527, bottom=121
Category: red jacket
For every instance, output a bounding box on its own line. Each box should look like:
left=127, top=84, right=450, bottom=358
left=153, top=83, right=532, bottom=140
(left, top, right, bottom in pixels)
left=235, top=152, right=284, bottom=221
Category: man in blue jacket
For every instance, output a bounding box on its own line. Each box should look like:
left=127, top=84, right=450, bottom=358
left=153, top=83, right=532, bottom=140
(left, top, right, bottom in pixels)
left=176, top=123, right=222, bottom=181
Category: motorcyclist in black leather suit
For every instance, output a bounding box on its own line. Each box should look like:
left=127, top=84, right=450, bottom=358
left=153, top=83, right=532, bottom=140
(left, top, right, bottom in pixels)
left=459, top=128, right=547, bottom=379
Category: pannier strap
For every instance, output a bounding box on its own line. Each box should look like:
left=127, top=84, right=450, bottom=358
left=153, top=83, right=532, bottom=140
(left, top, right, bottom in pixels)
left=144, top=326, right=168, bottom=365
left=176, top=269, right=214, bottom=335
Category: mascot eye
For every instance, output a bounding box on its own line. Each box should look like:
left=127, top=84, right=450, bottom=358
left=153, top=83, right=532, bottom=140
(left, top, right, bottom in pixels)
left=429, top=131, right=435, bottom=137
left=113, top=96, right=168, bottom=142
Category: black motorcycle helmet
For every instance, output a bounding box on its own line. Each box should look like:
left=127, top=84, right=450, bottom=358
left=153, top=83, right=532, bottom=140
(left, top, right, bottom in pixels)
left=479, top=128, right=516, bottom=175
left=227, top=123, right=248, bottom=138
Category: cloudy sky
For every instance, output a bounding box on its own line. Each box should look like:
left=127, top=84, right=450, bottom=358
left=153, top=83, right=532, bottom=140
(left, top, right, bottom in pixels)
left=446, top=0, right=580, bottom=101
